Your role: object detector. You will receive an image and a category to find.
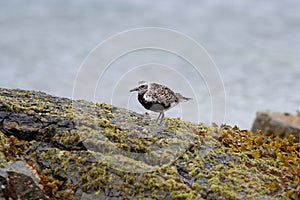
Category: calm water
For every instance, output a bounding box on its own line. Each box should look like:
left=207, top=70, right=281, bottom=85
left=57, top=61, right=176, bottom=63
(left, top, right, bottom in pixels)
left=0, top=0, right=299, bottom=129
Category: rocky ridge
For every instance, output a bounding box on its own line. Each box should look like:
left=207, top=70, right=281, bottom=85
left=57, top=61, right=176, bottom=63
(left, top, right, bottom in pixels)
left=0, top=88, right=299, bottom=199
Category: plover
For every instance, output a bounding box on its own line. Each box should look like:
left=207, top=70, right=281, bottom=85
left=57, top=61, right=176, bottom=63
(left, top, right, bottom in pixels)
left=130, top=81, right=192, bottom=123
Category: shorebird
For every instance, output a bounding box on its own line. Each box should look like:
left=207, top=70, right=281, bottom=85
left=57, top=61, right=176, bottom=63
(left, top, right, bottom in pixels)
left=130, top=81, right=192, bottom=123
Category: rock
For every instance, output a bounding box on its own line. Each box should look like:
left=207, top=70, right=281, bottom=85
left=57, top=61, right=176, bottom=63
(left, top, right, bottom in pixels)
left=252, top=111, right=300, bottom=141
left=0, top=88, right=299, bottom=199
left=0, top=161, right=50, bottom=200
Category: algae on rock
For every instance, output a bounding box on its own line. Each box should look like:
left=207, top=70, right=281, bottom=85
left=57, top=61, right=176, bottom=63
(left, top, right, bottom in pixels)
left=0, top=88, right=299, bottom=199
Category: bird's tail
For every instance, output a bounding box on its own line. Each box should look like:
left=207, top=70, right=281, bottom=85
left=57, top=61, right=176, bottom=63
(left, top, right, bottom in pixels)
left=183, top=97, right=192, bottom=101
left=176, top=93, right=192, bottom=102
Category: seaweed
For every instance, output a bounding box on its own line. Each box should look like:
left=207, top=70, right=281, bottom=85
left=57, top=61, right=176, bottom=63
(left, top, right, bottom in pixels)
left=0, top=88, right=299, bottom=199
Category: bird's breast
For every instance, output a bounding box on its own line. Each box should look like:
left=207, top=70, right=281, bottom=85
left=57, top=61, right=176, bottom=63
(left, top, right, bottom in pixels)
left=138, top=93, right=171, bottom=112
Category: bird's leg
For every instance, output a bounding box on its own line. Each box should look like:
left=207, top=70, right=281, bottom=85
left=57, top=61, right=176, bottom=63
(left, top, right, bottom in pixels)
left=159, top=112, right=165, bottom=124
left=156, top=112, right=162, bottom=123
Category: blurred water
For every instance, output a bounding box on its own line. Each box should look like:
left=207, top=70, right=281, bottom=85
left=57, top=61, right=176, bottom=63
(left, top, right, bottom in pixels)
left=0, top=0, right=299, bottom=129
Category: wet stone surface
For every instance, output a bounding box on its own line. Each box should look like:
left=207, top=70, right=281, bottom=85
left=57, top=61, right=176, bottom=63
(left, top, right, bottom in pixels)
left=0, top=88, right=299, bottom=200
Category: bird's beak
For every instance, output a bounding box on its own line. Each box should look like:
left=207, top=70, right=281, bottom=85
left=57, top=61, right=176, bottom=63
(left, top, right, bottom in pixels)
left=129, top=87, right=138, bottom=92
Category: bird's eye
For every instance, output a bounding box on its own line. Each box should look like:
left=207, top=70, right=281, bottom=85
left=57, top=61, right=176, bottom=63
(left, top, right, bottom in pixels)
left=140, top=85, right=146, bottom=89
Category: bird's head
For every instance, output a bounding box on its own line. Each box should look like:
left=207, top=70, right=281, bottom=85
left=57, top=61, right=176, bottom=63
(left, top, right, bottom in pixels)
left=129, top=81, right=149, bottom=94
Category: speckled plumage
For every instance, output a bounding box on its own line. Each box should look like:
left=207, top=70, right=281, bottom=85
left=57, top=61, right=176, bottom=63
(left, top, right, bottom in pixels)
left=130, top=81, right=192, bottom=123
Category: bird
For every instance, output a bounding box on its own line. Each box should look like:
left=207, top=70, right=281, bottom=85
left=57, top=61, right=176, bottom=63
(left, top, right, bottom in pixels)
left=129, top=81, right=192, bottom=124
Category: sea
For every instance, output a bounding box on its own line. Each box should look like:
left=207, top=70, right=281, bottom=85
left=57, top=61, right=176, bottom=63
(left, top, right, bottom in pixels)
left=0, top=0, right=299, bottom=129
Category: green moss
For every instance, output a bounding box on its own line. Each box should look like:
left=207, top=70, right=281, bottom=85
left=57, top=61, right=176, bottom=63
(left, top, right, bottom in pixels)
left=0, top=88, right=299, bottom=199
left=213, top=164, right=225, bottom=171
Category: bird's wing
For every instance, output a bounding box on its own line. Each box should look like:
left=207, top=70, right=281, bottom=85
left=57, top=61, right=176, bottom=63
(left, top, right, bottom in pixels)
left=147, top=83, right=178, bottom=106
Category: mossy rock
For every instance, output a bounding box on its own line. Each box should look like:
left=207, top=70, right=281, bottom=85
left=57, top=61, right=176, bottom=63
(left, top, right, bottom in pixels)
left=0, top=88, right=299, bottom=199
